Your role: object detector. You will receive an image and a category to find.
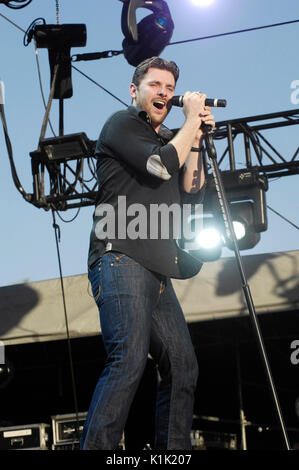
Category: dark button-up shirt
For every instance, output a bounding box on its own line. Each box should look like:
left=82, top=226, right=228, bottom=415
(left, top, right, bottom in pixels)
left=88, top=105, right=204, bottom=279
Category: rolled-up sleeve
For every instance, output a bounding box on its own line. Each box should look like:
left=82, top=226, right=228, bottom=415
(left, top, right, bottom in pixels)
left=146, top=143, right=179, bottom=180
left=96, top=109, right=180, bottom=180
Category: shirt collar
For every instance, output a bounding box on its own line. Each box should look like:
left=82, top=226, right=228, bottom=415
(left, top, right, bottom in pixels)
left=128, top=105, right=150, bottom=123
left=128, top=105, right=174, bottom=140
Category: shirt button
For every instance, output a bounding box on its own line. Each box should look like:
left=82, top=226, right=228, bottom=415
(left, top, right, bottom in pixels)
left=175, top=256, right=178, bottom=264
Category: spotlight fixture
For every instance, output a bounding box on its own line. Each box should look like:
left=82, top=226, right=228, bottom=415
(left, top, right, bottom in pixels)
left=180, top=168, right=268, bottom=262
left=37, top=132, right=93, bottom=162
left=33, top=24, right=87, bottom=99
left=183, top=213, right=224, bottom=262
left=232, top=221, right=246, bottom=241
left=226, top=201, right=261, bottom=250
left=29, top=133, right=96, bottom=210
left=120, top=0, right=174, bottom=66
left=204, top=168, right=268, bottom=251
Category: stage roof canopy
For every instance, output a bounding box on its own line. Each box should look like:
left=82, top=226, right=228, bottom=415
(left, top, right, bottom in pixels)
left=1, top=250, right=298, bottom=345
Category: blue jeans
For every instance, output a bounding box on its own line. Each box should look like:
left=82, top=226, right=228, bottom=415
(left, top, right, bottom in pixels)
left=80, top=252, right=198, bottom=450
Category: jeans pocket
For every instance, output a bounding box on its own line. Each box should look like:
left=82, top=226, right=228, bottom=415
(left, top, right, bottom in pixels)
left=89, top=259, right=104, bottom=306
left=94, top=284, right=102, bottom=303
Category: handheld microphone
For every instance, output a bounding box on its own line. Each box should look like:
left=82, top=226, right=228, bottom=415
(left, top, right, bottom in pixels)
left=171, top=95, right=227, bottom=108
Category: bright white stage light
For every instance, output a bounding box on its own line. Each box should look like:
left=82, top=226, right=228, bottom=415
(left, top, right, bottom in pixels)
left=191, top=0, right=215, bottom=7
left=195, top=221, right=246, bottom=250
left=196, top=228, right=222, bottom=249
left=233, top=221, right=246, bottom=240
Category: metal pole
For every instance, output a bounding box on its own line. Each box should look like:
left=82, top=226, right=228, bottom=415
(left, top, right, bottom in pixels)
left=204, top=131, right=291, bottom=450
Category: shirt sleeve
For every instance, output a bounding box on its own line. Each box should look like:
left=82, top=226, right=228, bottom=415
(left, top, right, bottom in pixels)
left=96, top=110, right=180, bottom=179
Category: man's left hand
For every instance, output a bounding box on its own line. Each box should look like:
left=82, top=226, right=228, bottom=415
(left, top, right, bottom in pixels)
left=198, top=105, right=215, bottom=137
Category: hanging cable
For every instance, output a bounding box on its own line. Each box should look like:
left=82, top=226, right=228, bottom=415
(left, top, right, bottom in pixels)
left=51, top=210, right=80, bottom=441
left=34, top=41, right=57, bottom=137
left=267, top=205, right=299, bottom=231
left=168, top=18, right=299, bottom=47
left=0, top=95, right=32, bottom=202
left=23, top=18, right=57, bottom=136
left=71, top=64, right=129, bottom=107
left=55, top=207, right=81, bottom=223
left=0, top=11, right=26, bottom=32
left=23, top=17, right=58, bottom=137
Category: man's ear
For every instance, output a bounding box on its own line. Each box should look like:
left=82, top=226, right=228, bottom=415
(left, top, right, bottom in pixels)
left=129, top=83, right=137, bottom=100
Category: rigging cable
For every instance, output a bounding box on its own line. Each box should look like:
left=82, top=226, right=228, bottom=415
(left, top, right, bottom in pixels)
left=267, top=205, right=299, bottom=231
left=71, top=64, right=128, bottom=107
left=168, top=18, right=299, bottom=47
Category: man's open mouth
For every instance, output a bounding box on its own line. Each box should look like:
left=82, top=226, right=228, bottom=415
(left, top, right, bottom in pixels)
left=153, top=101, right=165, bottom=110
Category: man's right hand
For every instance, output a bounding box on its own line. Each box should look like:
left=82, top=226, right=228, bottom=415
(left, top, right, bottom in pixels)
left=182, top=91, right=207, bottom=123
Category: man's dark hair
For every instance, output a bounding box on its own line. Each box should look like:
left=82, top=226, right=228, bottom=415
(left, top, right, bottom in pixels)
left=132, top=57, right=180, bottom=87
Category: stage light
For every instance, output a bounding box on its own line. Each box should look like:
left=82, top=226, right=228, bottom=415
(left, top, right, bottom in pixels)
left=196, top=227, right=222, bottom=249
left=33, top=24, right=87, bottom=99
left=225, top=201, right=262, bottom=250
left=191, top=0, right=215, bottom=7
left=120, top=0, right=174, bottom=66
left=190, top=239, right=223, bottom=262
left=180, top=169, right=268, bottom=259
left=233, top=220, right=246, bottom=241
left=182, top=213, right=224, bottom=262
left=204, top=169, right=268, bottom=252
left=29, top=133, right=96, bottom=210
left=36, top=132, right=93, bottom=162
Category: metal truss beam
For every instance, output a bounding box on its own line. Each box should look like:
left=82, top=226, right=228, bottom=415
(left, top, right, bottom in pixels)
left=29, top=108, right=299, bottom=211
left=213, top=108, right=299, bottom=178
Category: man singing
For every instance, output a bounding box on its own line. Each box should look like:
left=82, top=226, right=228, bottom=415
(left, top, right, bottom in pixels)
left=81, top=56, right=215, bottom=450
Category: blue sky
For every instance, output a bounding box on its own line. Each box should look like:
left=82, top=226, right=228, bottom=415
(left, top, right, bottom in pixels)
left=0, top=0, right=298, bottom=287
